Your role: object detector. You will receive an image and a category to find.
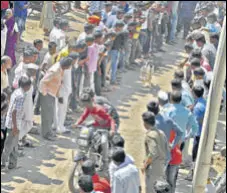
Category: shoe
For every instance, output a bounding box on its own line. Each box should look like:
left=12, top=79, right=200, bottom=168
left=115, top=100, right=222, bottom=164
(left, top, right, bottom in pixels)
left=110, top=82, right=120, bottom=86
left=56, top=129, right=71, bottom=134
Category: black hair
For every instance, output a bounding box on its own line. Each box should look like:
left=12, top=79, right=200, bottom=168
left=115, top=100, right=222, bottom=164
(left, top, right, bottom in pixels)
left=48, top=42, right=57, bottom=50
left=195, top=33, right=206, bottom=44
left=59, top=57, right=73, bottom=68
left=170, top=91, right=182, bottom=104
left=112, top=134, right=125, bottom=148
left=191, top=49, right=202, bottom=59
left=210, top=33, right=219, bottom=40
left=81, top=160, right=96, bottom=176
left=204, top=79, right=211, bottom=90
left=53, top=17, right=61, bottom=27
left=146, top=101, right=160, bottom=115
left=82, top=87, right=95, bottom=98
left=193, top=86, right=204, bottom=98
left=33, top=39, right=43, bottom=47
left=80, top=93, right=92, bottom=103
left=78, top=175, right=94, bottom=192
left=190, top=57, right=201, bottom=67
left=194, top=67, right=205, bottom=76
left=111, top=147, right=126, bottom=164
left=18, top=76, right=32, bottom=88
left=171, top=79, right=182, bottom=89
left=93, top=31, right=103, bottom=39
left=174, top=70, right=184, bottom=79
left=75, top=40, right=87, bottom=49
left=184, top=43, right=194, bottom=51
left=68, top=52, right=79, bottom=60
left=142, top=111, right=156, bottom=126
left=207, top=13, right=217, bottom=22
left=84, top=23, right=94, bottom=33
left=59, top=19, right=69, bottom=29
left=85, top=35, right=95, bottom=42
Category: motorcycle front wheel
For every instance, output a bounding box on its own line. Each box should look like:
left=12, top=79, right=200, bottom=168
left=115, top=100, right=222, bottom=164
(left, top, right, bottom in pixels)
left=68, top=162, right=82, bottom=193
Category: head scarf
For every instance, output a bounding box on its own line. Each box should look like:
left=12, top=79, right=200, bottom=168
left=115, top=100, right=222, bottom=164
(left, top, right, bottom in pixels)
left=88, top=15, right=101, bottom=25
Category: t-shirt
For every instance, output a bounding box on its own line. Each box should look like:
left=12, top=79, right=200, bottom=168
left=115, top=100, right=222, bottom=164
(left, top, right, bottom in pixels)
left=92, top=174, right=111, bottom=193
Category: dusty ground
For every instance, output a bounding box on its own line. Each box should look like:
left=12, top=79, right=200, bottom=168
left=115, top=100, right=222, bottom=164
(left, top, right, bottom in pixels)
left=1, top=9, right=226, bottom=193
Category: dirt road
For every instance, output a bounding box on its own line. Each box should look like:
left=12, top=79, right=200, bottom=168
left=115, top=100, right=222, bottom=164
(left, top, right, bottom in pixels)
left=1, top=9, right=226, bottom=193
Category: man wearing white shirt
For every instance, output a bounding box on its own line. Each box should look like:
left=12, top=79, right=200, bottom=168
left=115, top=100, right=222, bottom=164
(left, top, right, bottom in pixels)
left=49, top=18, right=61, bottom=48
left=111, top=147, right=141, bottom=193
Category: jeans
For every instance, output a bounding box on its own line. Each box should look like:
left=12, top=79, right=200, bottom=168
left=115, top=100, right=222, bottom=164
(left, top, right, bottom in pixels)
left=166, top=165, right=179, bottom=193
left=170, top=13, right=178, bottom=41
left=110, top=50, right=119, bottom=83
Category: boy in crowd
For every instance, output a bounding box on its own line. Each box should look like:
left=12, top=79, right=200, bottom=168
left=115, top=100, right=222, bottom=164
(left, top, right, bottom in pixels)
left=2, top=76, right=32, bottom=170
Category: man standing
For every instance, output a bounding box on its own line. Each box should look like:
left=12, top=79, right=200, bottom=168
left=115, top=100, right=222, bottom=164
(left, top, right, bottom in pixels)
left=147, top=100, right=183, bottom=149
left=111, top=147, right=141, bottom=193
left=178, top=1, right=198, bottom=39
left=39, top=57, right=73, bottom=141
left=194, top=33, right=217, bottom=70
left=186, top=86, right=207, bottom=181
left=142, top=111, right=170, bottom=193
left=14, top=1, right=29, bottom=41
left=166, top=91, right=199, bottom=166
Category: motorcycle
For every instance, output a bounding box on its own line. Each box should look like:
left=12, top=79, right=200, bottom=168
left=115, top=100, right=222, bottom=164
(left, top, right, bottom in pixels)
left=68, top=125, right=111, bottom=193
left=28, top=1, right=71, bottom=17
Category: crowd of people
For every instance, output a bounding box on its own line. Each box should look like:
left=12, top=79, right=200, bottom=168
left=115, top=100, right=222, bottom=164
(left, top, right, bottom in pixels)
left=1, top=1, right=226, bottom=193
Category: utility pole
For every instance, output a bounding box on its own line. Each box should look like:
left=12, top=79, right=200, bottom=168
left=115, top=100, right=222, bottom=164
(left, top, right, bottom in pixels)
left=192, top=17, right=226, bottom=193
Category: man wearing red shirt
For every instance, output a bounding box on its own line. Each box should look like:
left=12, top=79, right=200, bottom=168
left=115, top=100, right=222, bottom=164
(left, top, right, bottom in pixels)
left=72, top=89, right=116, bottom=168
left=82, top=160, right=111, bottom=193
left=166, top=130, right=182, bottom=193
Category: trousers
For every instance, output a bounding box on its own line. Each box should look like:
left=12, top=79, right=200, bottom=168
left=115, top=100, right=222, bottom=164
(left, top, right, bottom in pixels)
left=1, top=129, right=19, bottom=167
left=40, top=93, right=55, bottom=138
left=166, top=165, right=179, bottom=193
left=146, top=162, right=165, bottom=193
left=55, top=92, right=70, bottom=133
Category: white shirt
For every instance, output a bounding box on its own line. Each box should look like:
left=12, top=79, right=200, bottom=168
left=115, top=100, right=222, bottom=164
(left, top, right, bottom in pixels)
left=141, top=10, right=149, bottom=30
left=112, top=164, right=140, bottom=193
left=49, top=27, right=66, bottom=52
left=1, top=25, right=7, bottom=56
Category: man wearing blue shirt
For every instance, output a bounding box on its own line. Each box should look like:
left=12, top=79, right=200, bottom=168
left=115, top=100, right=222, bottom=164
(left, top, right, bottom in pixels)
left=171, top=79, right=194, bottom=110
left=165, top=91, right=199, bottom=165
left=186, top=86, right=207, bottom=181
left=147, top=100, right=183, bottom=149
left=14, top=1, right=29, bottom=41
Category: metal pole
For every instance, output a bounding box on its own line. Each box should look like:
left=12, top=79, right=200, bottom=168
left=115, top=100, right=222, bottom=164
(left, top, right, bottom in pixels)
left=192, top=17, right=226, bottom=193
